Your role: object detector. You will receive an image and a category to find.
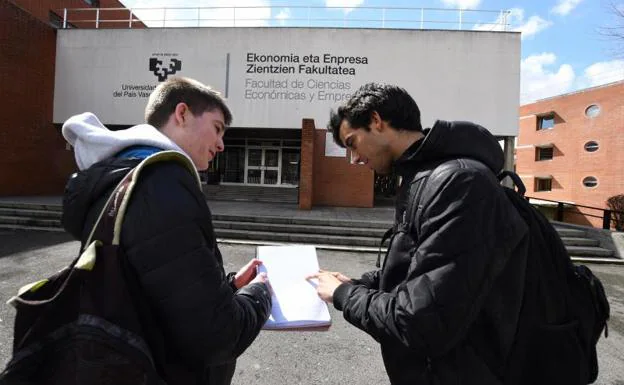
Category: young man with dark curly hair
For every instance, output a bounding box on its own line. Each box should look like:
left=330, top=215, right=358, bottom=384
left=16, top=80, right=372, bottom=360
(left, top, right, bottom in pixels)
left=309, top=82, right=529, bottom=385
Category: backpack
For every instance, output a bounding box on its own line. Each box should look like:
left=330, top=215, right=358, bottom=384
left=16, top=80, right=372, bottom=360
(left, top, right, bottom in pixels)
left=0, top=151, right=199, bottom=385
left=379, top=164, right=610, bottom=384
left=497, top=170, right=610, bottom=385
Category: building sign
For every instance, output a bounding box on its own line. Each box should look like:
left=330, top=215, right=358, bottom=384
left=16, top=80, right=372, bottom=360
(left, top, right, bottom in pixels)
left=54, top=28, right=520, bottom=135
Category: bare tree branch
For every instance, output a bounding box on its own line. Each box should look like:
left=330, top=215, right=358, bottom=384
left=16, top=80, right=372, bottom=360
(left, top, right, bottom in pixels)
left=597, top=1, right=624, bottom=57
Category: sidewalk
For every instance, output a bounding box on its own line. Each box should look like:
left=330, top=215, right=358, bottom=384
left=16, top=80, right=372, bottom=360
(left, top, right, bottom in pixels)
left=0, top=196, right=396, bottom=224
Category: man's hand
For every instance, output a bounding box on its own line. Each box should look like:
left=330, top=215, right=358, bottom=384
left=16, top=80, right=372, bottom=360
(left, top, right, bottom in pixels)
left=321, top=270, right=352, bottom=284
left=306, top=270, right=349, bottom=304
left=234, top=259, right=263, bottom=289
left=249, top=272, right=268, bottom=285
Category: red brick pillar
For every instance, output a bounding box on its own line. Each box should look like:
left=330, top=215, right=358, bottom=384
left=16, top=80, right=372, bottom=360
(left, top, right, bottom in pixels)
left=299, top=119, right=315, bottom=210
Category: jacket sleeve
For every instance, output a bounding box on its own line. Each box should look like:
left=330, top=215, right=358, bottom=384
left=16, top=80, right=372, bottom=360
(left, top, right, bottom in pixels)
left=120, top=162, right=271, bottom=367
left=333, top=165, right=527, bottom=358
left=352, top=270, right=381, bottom=289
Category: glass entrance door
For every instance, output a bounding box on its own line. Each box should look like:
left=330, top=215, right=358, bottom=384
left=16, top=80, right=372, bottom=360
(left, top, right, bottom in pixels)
left=246, top=148, right=281, bottom=185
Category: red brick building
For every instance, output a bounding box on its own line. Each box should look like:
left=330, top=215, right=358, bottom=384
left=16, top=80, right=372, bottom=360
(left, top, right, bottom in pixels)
left=0, top=0, right=141, bottom=196
left=517, top=81, right=624, bottom=228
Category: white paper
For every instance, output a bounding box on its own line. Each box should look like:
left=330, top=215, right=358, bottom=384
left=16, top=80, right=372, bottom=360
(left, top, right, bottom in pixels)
left=257, top=245, right=331, bottom=330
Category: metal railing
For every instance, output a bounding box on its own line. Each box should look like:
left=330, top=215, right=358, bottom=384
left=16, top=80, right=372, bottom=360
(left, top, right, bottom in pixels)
left=56, top=6, right=511, bottom=31
left=526, top=196, right=624, bottom=230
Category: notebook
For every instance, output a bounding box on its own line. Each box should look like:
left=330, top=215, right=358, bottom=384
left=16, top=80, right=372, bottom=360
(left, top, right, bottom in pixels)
left=256, top=245, right=331, bottom=330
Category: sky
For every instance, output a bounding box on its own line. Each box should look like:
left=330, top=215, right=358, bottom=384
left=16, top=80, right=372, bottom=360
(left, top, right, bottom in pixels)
left=119, top=0, right=624, bottom=104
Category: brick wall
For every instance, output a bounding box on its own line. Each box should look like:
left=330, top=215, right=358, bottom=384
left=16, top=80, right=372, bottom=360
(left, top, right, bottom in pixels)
left=312, top=129, right=374, bottom=208
left=517, top=81, right=624, bottom=228
left=9, top=0, right=145, bottom=28
left=298, top=119, right=374, bottom=208
left=298, top=119, right=315, bottom=209
left=0, top=0, right=75, bottom=195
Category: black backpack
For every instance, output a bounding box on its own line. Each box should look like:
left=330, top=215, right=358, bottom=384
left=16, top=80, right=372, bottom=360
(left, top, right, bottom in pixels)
left=497, top=170, right=610, bottom=385
left=380, top=164, right=611, bottom=384
left=0, top=151, right=198, bottom=385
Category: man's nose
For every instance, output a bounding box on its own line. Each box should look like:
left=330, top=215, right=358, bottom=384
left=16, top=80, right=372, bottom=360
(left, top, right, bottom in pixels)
left=350, top=151, right=362, bottom=164
left=216, top=137, right=224, bottom=152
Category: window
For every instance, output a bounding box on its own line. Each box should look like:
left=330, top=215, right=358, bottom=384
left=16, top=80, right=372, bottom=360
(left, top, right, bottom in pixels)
left=221, top=147, right=245, bottom=183
left=537, top=115, right=555, bottom=130
left=585, top=104, right=600, bottom=118
left=535, top=178, right=552, bottom=192
left=84, top=0, right=100, bottom=6
left=584, top=141, right=599, bottom=152
left=582, top=176, right=598, bottom=188
left=536, top=147, right=554, bottom=161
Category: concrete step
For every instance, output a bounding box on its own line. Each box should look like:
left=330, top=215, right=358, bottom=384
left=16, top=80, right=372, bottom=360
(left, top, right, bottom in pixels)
left=560, top=237, right=599, bottom=247
left=0, top=215, right=61, bottom=228
left=0, top=224, right=64, bottom=232
left=565, top=245, right=614, bottom=258
left=215, top=228, right=381, bottom=247
left=553, top=227, right=587, bottom=238
left=203, top=185, right=298, bottom=203
left=213, top=220, right=387, bottom=238
left=0, top=202, right=62, bottom=211
left=0, top=207, right=62, bottom=219
left=212, top=214, right=392, bottom=230
left=0, top=202, right=618, bottom=261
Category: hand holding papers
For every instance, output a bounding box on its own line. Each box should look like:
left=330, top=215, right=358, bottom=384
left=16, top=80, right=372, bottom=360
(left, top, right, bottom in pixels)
left=257, top=245, right=331, bottom=330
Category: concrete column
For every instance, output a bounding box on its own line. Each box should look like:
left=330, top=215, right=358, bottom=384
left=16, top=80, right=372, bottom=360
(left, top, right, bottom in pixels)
left=503, top=136, right=515, bottom=171
left=502, top=136, right=516, bottom=188
left=298, top=119, right=315, bottom=210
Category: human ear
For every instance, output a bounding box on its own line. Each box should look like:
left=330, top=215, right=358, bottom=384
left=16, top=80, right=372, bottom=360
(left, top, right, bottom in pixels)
left=370, top=111, right=383, bottom=133
left=174, top=103, right=188, bottom=126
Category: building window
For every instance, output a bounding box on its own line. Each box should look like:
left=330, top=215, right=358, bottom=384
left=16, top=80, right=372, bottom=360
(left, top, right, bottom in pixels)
left=585, top=104, right=600, bottom=118
left=84, top=0, right=100, bottom=6
left=582, top=176, right=598, bottom=188
left=584, top=141, right=599, bottom=152
left=535, top=146, right=554, bottom=161
left=537, top=114, right=555, bottom=130
left=535, top=178, right=552, bottom=192
left=221, top=147, right=245, bottom=183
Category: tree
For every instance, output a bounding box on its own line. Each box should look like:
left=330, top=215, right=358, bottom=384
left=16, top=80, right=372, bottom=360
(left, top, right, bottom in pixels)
left=600, top=2, right=624, bottom=55
left=606, top=194, right=624, bottom=231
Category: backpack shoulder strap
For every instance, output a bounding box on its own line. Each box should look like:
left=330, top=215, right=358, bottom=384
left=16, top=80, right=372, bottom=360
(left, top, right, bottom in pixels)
left=498, top=170, right=526, bottom=197
left=8, top=151, right=197, bottom=307
left=403, top=172, right=429, bottom=237
left=86, top=150, right=199, bottom=247
left=403, top=159, right=456, bottom=237
left=375, top=167, right=432, bottom=268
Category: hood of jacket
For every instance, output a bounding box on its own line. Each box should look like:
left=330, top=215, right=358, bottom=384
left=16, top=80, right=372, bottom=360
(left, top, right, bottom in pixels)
left=61, top=112, right=191, bottom=240
left=62, top=112, right=186, bottom=170
left=395, top=120, right=504, bottom=175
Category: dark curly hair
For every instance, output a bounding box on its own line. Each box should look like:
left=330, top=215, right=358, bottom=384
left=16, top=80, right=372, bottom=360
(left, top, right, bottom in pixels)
left=328, top=83, right=422, bottom=148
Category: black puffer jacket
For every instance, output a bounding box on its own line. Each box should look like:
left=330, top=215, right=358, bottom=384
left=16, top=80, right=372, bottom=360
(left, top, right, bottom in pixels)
left=333, top=121, right=530, bottom=385
left=62, top=155, right=272, bottom=385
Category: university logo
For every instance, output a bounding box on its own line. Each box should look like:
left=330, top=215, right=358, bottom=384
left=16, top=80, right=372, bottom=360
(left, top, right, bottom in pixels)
left=149, top=57, right=182, bottom=81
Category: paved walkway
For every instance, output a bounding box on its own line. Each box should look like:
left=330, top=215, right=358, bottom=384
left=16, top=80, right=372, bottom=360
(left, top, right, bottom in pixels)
left=0, top=196, right=396, bottom=224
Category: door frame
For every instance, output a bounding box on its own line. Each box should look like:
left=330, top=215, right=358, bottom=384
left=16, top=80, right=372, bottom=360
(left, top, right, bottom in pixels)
left=244, top=146, right=282, bottom=185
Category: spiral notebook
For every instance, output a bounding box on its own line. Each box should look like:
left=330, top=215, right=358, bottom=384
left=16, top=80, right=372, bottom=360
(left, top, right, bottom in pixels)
left=256, top=245, right=331, bottom=330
